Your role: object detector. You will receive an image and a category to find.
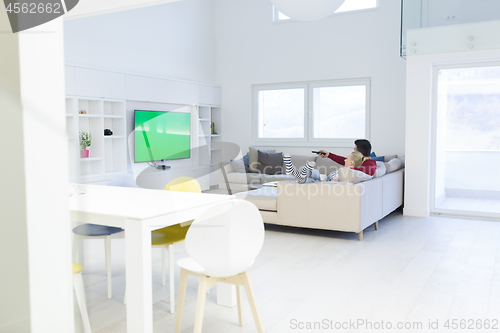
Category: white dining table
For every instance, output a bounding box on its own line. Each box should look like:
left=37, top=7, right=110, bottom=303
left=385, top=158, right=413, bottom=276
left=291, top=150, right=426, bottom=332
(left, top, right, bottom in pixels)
left=69, top=184, right=235, bottom=333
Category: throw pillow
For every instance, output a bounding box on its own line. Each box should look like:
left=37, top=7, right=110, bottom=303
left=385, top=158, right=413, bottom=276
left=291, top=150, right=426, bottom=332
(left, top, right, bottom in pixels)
left=384, top=158, right=402, bottom=173
left=230, top=159, right=246, bottom=173
left=242, top=153, right=251, bottom=173
left=338, top=167, right=373, bottom=184
left=373, top=161, right=386, bottom=178
left=373, top=156, right=385, bottom=162
left=257, top=151, right=283, bottom=175
left=249, top=147, right=276, bottom=173
left=399, top=155, right=405, bottom=168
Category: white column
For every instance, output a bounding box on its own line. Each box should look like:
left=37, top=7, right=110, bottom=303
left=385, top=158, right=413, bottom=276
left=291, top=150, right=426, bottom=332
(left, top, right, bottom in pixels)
left=125, top=219, right=153, bottom=333
left=0, top=10, right=73, bottom=333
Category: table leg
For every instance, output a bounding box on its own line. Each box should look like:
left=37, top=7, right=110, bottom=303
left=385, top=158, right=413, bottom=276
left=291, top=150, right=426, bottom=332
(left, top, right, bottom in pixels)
left=217, top=282, right=236, bottom=307
left=125, top=220, right=153, bottom=333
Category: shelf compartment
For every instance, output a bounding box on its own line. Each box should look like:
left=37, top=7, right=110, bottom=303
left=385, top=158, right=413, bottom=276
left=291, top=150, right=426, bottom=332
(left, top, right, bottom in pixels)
left=104, top=101, right=126, bottom=116
left=104, top=117, right=125, bottom=136
left=66, top=98, right=76, bottom=115
left=198, top=106, right=211, bottom=120
left=104, top=138, right=127, bottom=173
left=80, top=159, right=104, bottom=175
left=79, top=117, right=104, bottom=158
left=78, top=99, right=102, bottom=115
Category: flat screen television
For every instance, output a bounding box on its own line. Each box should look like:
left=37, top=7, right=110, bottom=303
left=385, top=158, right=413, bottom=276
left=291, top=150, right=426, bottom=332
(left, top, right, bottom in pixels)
left=134, top=110, right=191, bottom=162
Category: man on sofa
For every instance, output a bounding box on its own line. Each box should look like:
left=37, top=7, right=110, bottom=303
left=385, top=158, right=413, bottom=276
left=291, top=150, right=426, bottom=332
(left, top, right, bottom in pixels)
left=317, top=139, right=377, bottom=176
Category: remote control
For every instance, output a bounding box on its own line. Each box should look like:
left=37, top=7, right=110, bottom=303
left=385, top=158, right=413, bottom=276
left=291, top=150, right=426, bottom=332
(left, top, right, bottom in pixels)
left=312, top=151, right=326, bottom=155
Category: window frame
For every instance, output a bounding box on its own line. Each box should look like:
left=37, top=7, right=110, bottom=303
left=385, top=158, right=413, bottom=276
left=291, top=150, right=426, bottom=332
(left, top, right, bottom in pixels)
left=252, top=78, right=371, bottom=147
left=272, top=0, right=379, bottom=23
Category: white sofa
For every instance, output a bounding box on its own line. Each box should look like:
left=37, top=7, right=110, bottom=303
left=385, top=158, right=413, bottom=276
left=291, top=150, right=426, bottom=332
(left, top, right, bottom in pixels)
left=220, top=153, right=404, bottom=240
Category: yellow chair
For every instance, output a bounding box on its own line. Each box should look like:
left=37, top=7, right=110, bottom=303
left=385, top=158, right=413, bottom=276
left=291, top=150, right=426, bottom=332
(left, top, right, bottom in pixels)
left=73, top=262, right=92, bottom=333
left=153, top=177, right=201, bottom=314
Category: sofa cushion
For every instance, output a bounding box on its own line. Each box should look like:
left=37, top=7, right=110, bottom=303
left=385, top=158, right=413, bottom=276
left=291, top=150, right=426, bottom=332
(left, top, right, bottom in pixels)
left=384, top=158, right=402, bottom=173
left=234, top=187, right=277, bottom=211
left=249, top=147, right=275, bottom=173
left=315, top=156, right=342, bottom=175
left=338, top=167, right=373, bottom=184
left=230, top=159, right=246, bottom=173
left=373, top=161, right=387, bottom=178
left=226, top=172, right=263, bottom=184
left=282, top=154, right=317, bottom=173
left=260, top=174, right=295, bottom=183
left=257, top=151, right=283, bottom=175
left=399, top=155, right=405, bottom=168
left=384, top=154, right=397, bottom=162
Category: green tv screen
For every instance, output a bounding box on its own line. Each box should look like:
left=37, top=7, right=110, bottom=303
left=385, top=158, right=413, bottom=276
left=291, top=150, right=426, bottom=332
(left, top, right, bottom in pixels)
left=134, top=110, right=191, bottom=162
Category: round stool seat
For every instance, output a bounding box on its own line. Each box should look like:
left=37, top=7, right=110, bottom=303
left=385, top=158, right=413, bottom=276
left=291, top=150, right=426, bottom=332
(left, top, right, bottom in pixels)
left=73, top=223, right=124, bottom=237
left=152, top=222, right=191, bottom=245
left=73, top=262, right=84, bottom=274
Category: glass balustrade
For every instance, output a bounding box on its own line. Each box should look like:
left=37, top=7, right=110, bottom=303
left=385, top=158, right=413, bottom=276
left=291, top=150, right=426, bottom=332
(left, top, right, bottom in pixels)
left=400, top=0, right=500, bottom=58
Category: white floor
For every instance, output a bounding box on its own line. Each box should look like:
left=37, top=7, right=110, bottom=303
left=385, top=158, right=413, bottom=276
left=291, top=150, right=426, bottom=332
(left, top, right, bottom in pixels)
left=75, top=209, right=500, bottom=333
left=437, top=197, right=500, bottom=215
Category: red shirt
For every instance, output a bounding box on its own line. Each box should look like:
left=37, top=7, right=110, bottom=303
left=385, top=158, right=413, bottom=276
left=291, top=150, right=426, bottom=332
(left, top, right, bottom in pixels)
left=328, top=153, right=377, bottom=176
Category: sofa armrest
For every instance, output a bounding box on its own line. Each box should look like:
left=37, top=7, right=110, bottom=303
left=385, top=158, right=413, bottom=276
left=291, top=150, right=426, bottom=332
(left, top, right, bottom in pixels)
left=218, top=161, right=235, bottom=195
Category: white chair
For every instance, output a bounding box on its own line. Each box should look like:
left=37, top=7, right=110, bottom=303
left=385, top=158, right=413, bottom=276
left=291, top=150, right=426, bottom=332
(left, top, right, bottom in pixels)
left=72, top=174, right=138, bottom=299
left=175, top=200, right=265, bottom=333
left=73, top=262, right=92, bottom=333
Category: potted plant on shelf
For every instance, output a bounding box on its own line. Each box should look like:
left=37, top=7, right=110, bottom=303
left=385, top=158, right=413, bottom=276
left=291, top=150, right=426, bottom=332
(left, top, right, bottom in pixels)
left=79, top=131, right=92, bottom=158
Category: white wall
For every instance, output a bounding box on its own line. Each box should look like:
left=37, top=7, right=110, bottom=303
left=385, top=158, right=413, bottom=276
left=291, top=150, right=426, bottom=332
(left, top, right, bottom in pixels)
left=64, top=0, right=216, bottom=84
left=214, top=0, right=406, bottom=158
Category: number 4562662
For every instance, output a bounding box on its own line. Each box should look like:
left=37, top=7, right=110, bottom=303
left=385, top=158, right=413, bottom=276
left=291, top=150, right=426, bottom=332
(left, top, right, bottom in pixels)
left=6, top=2, right=61, bottom=14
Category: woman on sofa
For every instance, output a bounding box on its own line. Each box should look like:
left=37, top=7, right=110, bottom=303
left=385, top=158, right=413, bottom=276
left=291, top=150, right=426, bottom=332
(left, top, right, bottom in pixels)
left=317, top=139, right=377, bottom=176
left=284, top=150, right=366, bottom=183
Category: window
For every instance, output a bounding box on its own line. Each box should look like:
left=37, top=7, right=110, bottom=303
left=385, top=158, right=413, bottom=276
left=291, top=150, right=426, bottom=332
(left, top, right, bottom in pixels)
left=273, top=0, right=378, bottom=22
left=253, top=79, right=370, bottom=145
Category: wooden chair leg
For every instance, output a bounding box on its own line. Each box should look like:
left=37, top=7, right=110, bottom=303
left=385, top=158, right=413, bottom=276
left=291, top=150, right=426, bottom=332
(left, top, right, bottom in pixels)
left=168, top=244, right=175, bottom=314
left=175, top=269, right=188, bottom=333
left=236, top=285, right=243, bottom=327
left=358, top=231, right=363, bottom=241
left=193, top=276, right=208, bottom=333
left=241, top=272, right=264, bottom=333
left=73, top=272, right=92, bottom=333
left=375, top=221, right=379, bottom=230
left=105, top=236, right=112, bottom=299
left=161, top=247, right=166, bottom=286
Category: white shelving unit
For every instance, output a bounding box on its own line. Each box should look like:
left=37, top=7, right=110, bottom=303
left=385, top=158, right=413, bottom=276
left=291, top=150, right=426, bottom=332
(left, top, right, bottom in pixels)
left=66, top=96, right=127, bottom=183
left=197, top=105, right=222, bottom=186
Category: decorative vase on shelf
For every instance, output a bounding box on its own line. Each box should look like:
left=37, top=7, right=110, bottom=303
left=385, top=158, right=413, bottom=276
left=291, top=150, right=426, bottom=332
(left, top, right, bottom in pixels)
left=79, top=131, right=92, bottom=158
